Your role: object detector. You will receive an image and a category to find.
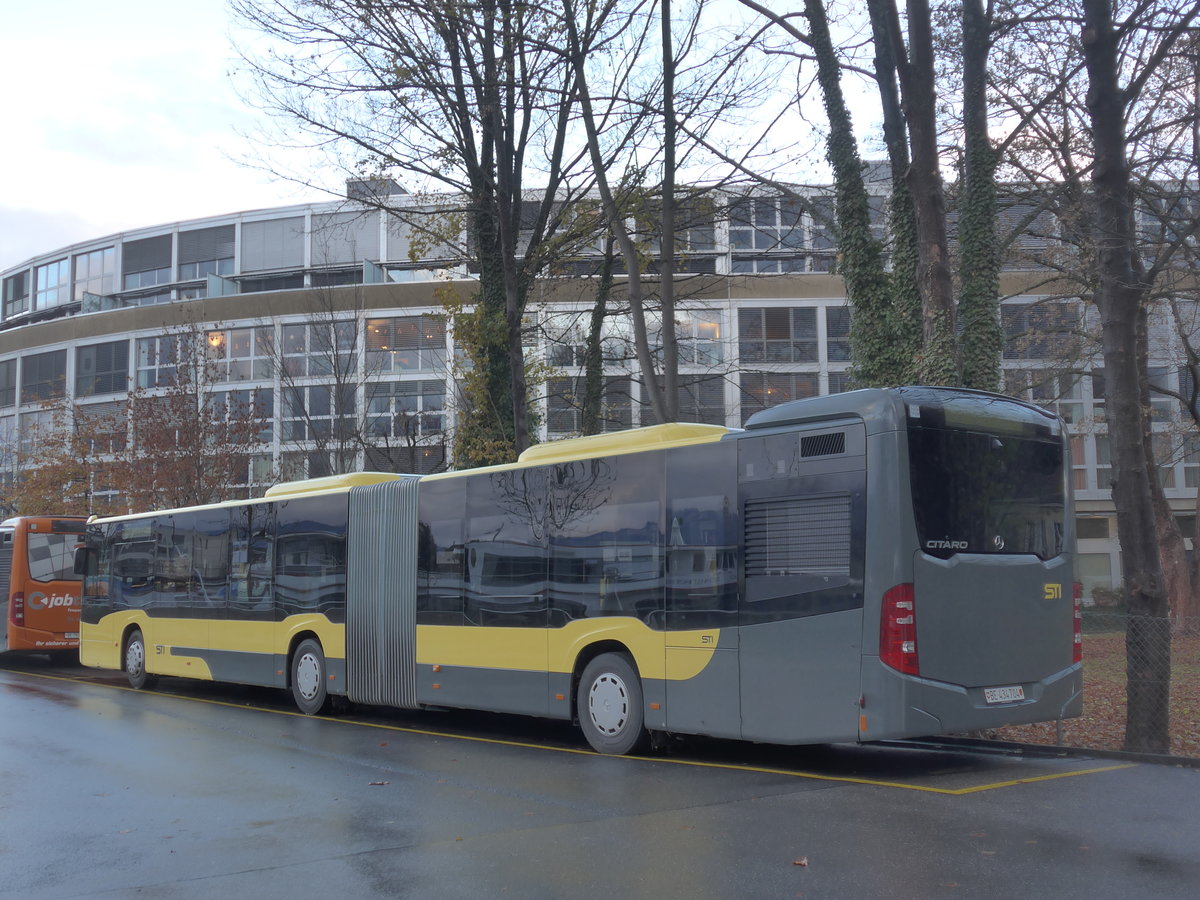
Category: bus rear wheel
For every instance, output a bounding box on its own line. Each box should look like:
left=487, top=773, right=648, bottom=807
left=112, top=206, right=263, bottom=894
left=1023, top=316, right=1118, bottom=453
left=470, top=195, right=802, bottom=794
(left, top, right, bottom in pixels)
left=291, top=639, right=329, bottom=715
left=124, top=629, right=155, bottom=690
left=577, top=653, right=648, bottom=755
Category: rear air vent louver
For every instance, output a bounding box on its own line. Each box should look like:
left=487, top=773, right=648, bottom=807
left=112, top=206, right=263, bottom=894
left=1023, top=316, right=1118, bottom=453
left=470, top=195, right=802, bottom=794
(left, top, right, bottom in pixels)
left=744, top=494, right=851, bottom=577
left=800, top=431, right=846, bottom=458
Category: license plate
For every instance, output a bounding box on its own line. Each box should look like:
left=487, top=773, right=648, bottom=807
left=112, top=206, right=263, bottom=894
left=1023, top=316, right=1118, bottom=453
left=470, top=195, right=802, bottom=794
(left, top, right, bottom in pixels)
left=65, top=633, right=79, bottom=639
left=984, top=685, right=1025, bottom=704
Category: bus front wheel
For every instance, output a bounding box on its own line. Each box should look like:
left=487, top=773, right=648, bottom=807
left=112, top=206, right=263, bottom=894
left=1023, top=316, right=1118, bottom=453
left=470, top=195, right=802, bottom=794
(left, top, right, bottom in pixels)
left=124, top=629, right=155, bottom=690
left=577, top=653, right=648, bottom=755
left=291, top=639, right=329, bottom=715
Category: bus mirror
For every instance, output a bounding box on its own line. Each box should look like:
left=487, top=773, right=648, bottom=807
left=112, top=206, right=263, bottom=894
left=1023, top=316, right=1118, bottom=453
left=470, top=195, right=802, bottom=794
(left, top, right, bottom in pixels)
left=73, top=545, right=90, bottom=576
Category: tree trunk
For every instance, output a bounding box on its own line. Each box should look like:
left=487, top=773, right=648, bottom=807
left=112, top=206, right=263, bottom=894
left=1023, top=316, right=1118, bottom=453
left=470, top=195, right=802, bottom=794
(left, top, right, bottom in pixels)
left=658, top=0, right=679, bottom=422
left=1081, top=0, right=1171, bottom=754
left=562, top=1, right=669, bottom=426
left=865, top=0, right=921, bottom=383
left=804, top=0, right=897, bottom=387
left=581, top=239, right=616, bottom=435
left=890, top=0, right=957, bottom=384
left=956, top=0, right=1002, bottom=392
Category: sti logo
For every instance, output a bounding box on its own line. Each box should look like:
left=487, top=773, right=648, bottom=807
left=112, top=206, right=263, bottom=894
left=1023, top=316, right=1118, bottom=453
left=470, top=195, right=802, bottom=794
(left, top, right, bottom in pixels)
left=26, top=592, right=76, bottom=611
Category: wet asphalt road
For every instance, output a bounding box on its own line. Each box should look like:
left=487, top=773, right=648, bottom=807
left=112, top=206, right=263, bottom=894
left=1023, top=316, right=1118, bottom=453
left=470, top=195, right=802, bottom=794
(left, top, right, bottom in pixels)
left=0, top=657, right=1197, bottom=900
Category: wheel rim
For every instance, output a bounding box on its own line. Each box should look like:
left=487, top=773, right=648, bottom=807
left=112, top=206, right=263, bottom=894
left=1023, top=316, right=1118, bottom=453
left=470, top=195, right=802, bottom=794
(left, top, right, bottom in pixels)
left=587, top=671, right=630, bottom=736
left=295, top=652, right=322, bottom=701
left=126, top=639, right=144, bottom=678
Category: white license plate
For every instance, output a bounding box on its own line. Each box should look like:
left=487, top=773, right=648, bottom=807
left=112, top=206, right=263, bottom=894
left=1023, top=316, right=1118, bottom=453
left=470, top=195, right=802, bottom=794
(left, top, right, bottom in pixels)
left=984, top=685, right=1025, bottom=704
left=65, top=633, right=79, bottom=639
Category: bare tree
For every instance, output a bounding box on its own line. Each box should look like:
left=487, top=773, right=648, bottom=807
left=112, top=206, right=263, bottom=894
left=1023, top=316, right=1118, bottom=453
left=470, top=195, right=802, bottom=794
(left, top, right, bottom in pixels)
left=3, top=399, right=122, bottom=517
left=115, top=325, right=269, bottom=511
left=233, top=0, right=621, bottom=463
left=1078, top=0, right=1200, bottom=753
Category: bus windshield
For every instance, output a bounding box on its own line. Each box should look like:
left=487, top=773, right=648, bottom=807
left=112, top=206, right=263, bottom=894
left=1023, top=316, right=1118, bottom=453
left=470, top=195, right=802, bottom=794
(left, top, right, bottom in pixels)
left=908, top=423, right=1065, bottom=560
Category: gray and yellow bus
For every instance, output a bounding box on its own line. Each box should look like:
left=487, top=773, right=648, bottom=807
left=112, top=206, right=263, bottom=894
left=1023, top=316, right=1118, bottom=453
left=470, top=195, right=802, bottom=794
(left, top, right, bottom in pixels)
left=80, top=386, right=1081, bottom=754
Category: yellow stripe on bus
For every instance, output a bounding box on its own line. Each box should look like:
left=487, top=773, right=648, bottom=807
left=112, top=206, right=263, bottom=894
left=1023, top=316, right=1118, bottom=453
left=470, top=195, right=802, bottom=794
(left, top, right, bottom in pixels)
left=417, top=619, right=719, bottom=680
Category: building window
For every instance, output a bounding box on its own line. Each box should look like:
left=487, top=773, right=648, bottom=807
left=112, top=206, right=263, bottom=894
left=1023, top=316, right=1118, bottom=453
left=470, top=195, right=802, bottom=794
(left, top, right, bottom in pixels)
left=1077, top=517, right=1110, bottom=540
left=739, top=307, right=818, bottom=363
left=0, top=360, right=15, bottom=408
left=77, top=401, right=127, bottom=454
left=729, top=197, right=805, bottom=253
left=674, top=311, right=723, bottom=365
left=122, top=234, right=173, bottom=291
left=366, top=316, right=446, bottom=374
left=740, top=372, right=819, bottom=424
left=20, top=350, right=67, bottom=403
left=282, top=321, right=357, bottom=378
left=311, top=268, right=363, bottom=287
left=1152, top=432, right=1177, bottom=489
left=76, top=340, right=129, bottom=397
left=3, top=270, right=30, bottom=318
left=547, top=375, right=632, bottom=435
left=238, top=274, right=304, bottom=293
left=123, top=268, right=173, bottom=290
left=34, top=259, right=70, bottom=310
left=211, top=388, right=274, bottom=443
left=74, top=247, right=116, bottom=300
left=669, top=375, right=725, bottom=425
left=828, top=371, right=855, bottom=393
left=135, top=335, right=182, bottom=389
left=825, top=306, right=851, bottom=362
left=1184, top=433, right=1200, bottom=488
left=1002, top=300, right=1079, bottom=359
left=367, top=380, right=446, bottom=440
left=179, top=257, right=234, bottom=280
left=179, top=223, right=236, bottom=282
left=1070, top=434, right=1088, bottom=490
left=207, top=327, right=274, bottom=382
left=1004, top=369, right=1085, bottom=424
left=1095, top=433, right=1113, bottom=490
left=282, top=383, right=356, bottom=441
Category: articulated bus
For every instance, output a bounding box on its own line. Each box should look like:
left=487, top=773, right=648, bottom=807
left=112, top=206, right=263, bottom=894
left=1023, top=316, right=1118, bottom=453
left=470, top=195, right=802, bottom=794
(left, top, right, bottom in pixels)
left=79, top=387, right=1082, bottom=754
left=2, top=516, right=87, bottom=657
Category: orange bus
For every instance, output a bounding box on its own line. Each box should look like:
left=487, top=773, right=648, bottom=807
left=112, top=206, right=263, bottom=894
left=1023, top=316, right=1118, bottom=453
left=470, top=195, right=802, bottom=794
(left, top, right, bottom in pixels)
left=1, top=516, right=87, bottom=657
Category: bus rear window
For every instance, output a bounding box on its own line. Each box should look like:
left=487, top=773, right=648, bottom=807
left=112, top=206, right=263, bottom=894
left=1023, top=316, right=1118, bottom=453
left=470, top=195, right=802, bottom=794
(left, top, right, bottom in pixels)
left=27, top=532, right=83, bottom=582
left=908, top=425, right=1064, bottom=560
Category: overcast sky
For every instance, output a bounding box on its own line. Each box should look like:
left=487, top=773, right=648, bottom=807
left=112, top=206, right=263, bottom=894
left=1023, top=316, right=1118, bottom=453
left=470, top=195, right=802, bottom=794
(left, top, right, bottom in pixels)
left=0, top=0, right=325, bottom=271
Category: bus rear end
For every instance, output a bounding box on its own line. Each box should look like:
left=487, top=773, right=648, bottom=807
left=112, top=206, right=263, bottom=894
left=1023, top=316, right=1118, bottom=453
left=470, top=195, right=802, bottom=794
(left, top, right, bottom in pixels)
left=862, top=389, right=1082, bottom=740
left=0, top=517, right=87, bottom=656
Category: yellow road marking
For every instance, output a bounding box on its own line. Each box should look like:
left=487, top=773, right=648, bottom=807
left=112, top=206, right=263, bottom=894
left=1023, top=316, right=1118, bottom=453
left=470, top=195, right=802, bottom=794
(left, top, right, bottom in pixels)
left=7, top=668, right=1137, bottom=794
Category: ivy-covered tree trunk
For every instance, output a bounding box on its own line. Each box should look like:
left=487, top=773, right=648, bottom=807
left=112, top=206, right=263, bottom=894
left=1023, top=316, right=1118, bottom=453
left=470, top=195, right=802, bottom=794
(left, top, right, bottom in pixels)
left=888, top=0, right=958, bottom=384
left=866, top=0, right=921, bottom=384
left=956, top=0, right=1002, bottom=392
left=803, top=0, right=898, bottom=387
left=452, top=203, right=519, bottom=468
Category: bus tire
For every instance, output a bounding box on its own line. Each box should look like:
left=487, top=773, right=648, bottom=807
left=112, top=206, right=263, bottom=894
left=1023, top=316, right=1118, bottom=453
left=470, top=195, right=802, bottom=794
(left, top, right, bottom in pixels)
left=291, top=639, right=329, bottom=715
left=124, top=629, right=155, bottom=690
left=577, top=653, right=648, bottom=755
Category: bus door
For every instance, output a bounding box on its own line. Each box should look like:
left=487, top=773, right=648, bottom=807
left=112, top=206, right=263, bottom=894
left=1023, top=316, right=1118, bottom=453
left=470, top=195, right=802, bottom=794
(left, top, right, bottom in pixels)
left=462, top=468, right=549, bottom=717
left=905, top=419, right=1074, bottom=698
left=736, top=428, right=867, bottom=744
left=663, top=442, right=741, bottom=740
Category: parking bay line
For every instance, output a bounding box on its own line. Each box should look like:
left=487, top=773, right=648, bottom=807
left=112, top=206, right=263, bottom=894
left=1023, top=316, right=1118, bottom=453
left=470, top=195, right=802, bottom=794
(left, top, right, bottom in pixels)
left=11, top=667, right=1138, bottom=794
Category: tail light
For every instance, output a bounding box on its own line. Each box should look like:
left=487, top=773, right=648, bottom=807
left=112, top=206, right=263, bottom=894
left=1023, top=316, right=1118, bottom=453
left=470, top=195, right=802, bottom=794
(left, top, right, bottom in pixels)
left=10, top=592, right=24, bottom=627
left=880, top=583, right=919, bottom=675
left=1073, top=583, right=1083, bottom=664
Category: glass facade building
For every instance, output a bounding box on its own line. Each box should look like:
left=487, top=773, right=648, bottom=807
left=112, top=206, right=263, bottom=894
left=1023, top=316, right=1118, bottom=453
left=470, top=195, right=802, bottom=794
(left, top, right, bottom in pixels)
left=2, top=183, right=1195, bottom=602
